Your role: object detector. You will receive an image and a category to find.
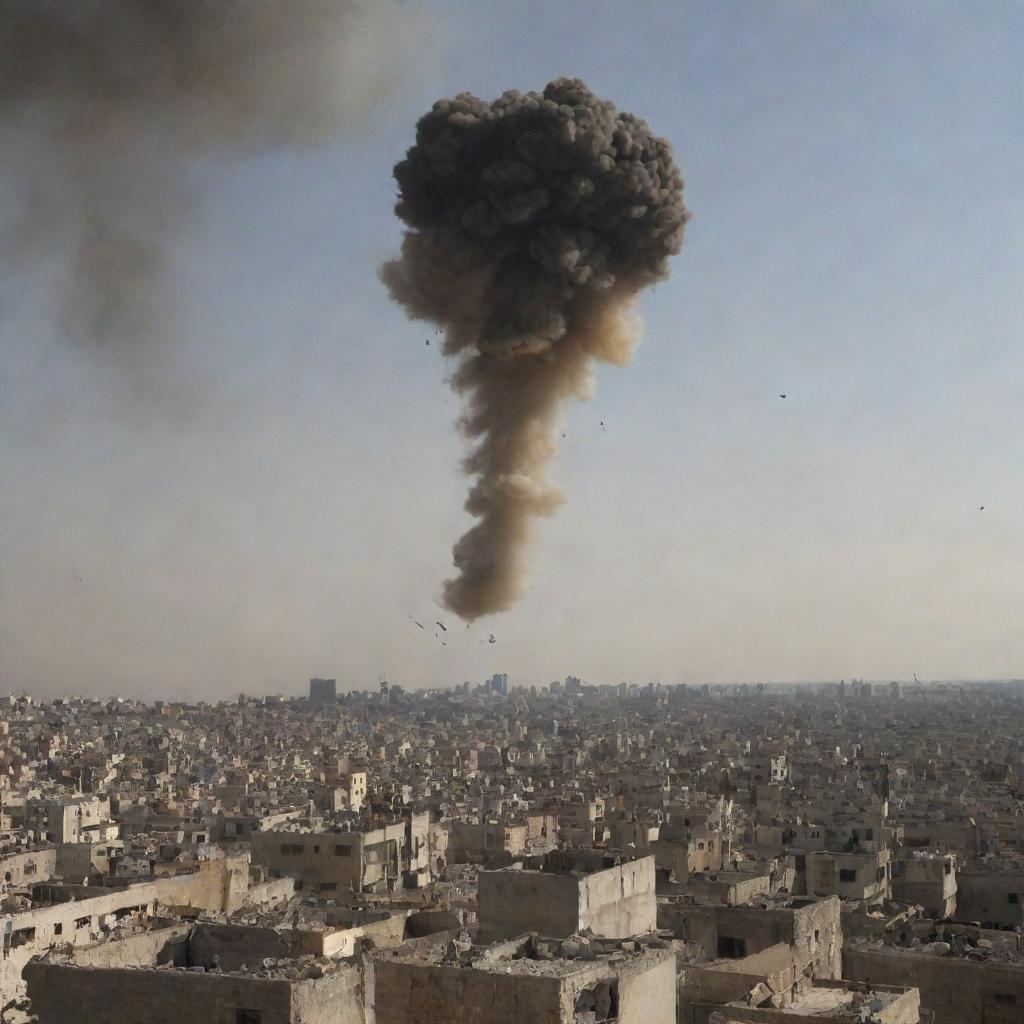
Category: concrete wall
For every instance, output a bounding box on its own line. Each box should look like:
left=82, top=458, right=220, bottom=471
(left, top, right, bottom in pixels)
left=790, top=899, right=843, bottom=980
left=0, top=857, right=248, bottom=1004
left=955, top=870, right=1024, bottom=928
left=717, top=985, right=920, bottom=1024
left=24, top=962, right=294, bottom=1024
left=372, top=957, right=567, bottom=1024
left=844, top=945, right=1024, bottom=1024
left=806, top=851, right=890, bottom=902
left=580, top=857, right=656, bottom=938
left=252, top=824, right=415, bottom=895
left=613, top=950, right=676, bottom=1024
left=55, top=841, right=98, bottom=880
left=72, top=924, right=190, bottom=968
left=0, top=848, right=57, bottom=888
left=657, top=899, right=841, bottom=981
left=290, top=963, right=366, bottom=1024
left=477, top=871, right=582, bottom=942
left=478, top=857, right=656, bottom=943
left=189, top=923, right=291, bottom=971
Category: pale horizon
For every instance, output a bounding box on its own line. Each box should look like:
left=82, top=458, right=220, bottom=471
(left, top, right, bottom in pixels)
left=3, top=1, right=1022, bottom=699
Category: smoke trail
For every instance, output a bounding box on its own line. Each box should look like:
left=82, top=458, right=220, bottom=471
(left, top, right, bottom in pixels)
left=0, top=0, right=425, bottom=362
left=381, top=79, right=689, bottom=620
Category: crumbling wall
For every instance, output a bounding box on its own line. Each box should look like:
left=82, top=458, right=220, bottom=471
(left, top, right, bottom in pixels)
left=0, top=858, right=247, bottom=1005
left=188, top=922, right=290, bottom=972
left=23, top=961, right=293, bottom=1024
left=791, top=899, right=842, bottom=979
left=72, top=924, right=190, bottom=969
left=615, top=949, right=676, bottom=1024
left=657, top=904, right=718, bottom=959
left=372, top=957, right=566, bottom=1024
left=955, top=871, right=1024, bottom=928
left=580, top=857, right=656, bottom=938
left=843, top=945, right=1024, bottom=1024
left=0, top=848, right=57, bottom=887
left=477, top=870, right=582, bottom=942
left=291, top=961, right=365, bottom=1024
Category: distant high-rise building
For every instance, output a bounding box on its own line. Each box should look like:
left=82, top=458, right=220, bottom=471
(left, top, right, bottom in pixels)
left=488, top=673, right=508, bottom=697
left=309, top=677, right=337, bottom=705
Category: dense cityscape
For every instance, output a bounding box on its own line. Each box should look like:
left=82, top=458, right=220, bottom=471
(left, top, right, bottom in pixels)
left=4, top=2, right=1022, bottom=1024
left=0, top=676, right=1021, bottom=1022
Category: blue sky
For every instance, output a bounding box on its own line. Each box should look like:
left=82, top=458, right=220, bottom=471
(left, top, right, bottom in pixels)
left=2, top=1, right=1022, bottom=697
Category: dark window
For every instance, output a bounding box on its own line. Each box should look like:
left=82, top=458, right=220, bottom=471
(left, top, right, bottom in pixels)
left=944, top=863, right=951, bottom=875
left=1008, top=893, right=1019, bottom=904
left=236, top=1012, right=262, bottom=1024
left=717, top=936, right=746, bottom=958
left=814, top=930, right=820, bottom=943
left=992, top=994, right=1016, bottom=1005
left=334, top=845, right=352, bottom=857
left=320, top=882, right=338, bottom=892
left=11, top=928, right=36, bottom=948
left=313, top=845, right=320, bottom=854
left=75, top=917, right=91, bottom=929
left=839, top=868, right=857, bottom=882
left=53, top=923, right=62, bottom=936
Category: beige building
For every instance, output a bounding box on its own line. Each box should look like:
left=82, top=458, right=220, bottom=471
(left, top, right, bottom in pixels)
left=805, top=848, right=891, bottom=903
left=659, top=896, right=844, bottom=981
left=681, top=943, right=919, bottom=1024
left=892, top=852, right=957, bottom=919
left=24, top=797, right=118, bottom=845
left=251, top=812, right=435, bottom=896
left=373, top=934, right=676, bottom=1024
left=477, top=852, right=657, bottom=943
left=844, top=942, right=1024, bottom=1024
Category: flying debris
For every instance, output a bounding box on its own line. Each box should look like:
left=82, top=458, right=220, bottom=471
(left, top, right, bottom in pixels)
left=413, top=620, right=425, bottom=629
left=979, top=505, right=985, bottom=511
left=779, top=394, right=787, bottom=399
left=381, top=78, right=688, bottom=620
left=435, top=621, right=447, bottom=632
left=488, top=634, right=496, bottom=644
left=425, top=339, right=430, bottom=346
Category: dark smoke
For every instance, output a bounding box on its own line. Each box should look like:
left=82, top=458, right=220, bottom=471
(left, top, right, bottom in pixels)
left=381, top=78, right=689, bottom=620
left=0, top=0, right=423, bottom=363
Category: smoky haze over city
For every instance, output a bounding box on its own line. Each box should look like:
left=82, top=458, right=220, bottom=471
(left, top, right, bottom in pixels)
left=2, top=1, right=1021, bottom=701
left=0, top=4, right=1023, bottom=1021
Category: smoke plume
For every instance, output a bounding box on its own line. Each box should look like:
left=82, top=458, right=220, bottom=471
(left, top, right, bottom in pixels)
left=381, top=79, right=689, bottom=620
left=1, top=0, right=423, bottom=362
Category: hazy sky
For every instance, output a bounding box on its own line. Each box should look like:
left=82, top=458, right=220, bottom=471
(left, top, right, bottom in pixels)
left=2, top=1, right=1022, bottom=699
